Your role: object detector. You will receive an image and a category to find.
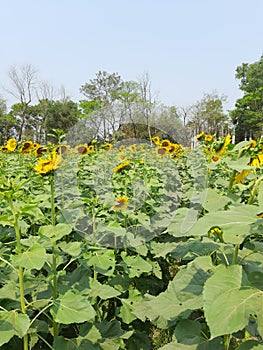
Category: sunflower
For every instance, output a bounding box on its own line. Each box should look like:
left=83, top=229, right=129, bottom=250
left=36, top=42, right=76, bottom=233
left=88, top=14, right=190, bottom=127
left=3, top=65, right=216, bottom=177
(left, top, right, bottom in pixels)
left=196, top=131, right=205, bottom=140
left=74, top=144, right=89, bottom=155
left=6, top=138, right=17, bottom=152
left=156, top=147, right=169, bottom=156
left=35, top=152, right=61, bottom=175
left=113, top=160, right=130, bottom=173
left=19, top=141, right=34, bottom=153
left=88, top=145, right=95, bottom=152
left=34, top=146, right=48, bottom=157
left=210, top=227, right=223, bottom=235
left=205, top=134, right=214, bottom=142
left=55, top=144, right=70, bottom=155
left=258, top=153, right=263, bottom=165
left=112, top=196, right=128, bottom=211
left=216, top=134, right=231, bottom=155
left=250, top=157, right=260, bottom=167
left=160, top=139, right=171, bottom=148
left=152, top=136, right=160, bottom=145
left=234, top=169, right=249, bottom=184
left=102, top=143, right=112, bottom=151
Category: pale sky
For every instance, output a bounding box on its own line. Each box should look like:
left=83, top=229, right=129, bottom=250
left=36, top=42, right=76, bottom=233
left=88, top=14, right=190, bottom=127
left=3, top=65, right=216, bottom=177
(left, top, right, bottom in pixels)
left=1, top=0, right=263, bottom=111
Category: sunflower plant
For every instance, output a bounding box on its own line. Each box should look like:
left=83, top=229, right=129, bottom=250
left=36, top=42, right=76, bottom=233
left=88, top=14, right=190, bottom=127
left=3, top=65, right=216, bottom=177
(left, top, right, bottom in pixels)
left=0, top=136, right=263, bottom=350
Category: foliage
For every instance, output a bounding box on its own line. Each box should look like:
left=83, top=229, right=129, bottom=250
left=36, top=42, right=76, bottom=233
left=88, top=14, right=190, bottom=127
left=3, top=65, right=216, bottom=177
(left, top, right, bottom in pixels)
left=231, top=55, right=263, bottom=141
left=0, top=133, right=263, bottom=350
left=188, top=92, right=229, bottom=137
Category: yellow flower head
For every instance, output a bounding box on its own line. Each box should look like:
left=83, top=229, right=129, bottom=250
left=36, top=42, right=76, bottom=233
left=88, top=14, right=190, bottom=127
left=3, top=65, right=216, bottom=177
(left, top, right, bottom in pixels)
left=196, top=132, right=205, bottom=140
left=257, top=153, right=263, bottom=166
left=103, top=143, right=112, bottom=152
left=205, top=134, right=214, bottom=142
left=152, top=136, right=160, bottom=145
left=156, top=147, right=169, bottom=156
left=160, top=139, right=171, bottom=148
left=35, top=152, right=61, bottom=175
left=216, top=134, right=231, bottom=155
left=234, top=169, right=249, bottom=184
left=74, top=144, right=89, bottom=155
left=113, top=160, right=131, bottom=173
left=55, top=144, right=70, bottom=155
left=6, top=138, right=17, bottom=152
left=19, top=141, right=34, bottom=153
left=34, top=146, right=48, bottom=157
left=250, top=157, right=260, bottom=167
left=210, top=227, right=223, bottom=235
left=112, top=196, right=128, bottom=211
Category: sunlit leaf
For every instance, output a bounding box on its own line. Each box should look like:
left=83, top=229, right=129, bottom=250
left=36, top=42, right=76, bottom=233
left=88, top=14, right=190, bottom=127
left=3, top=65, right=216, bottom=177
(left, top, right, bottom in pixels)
left=11, top=244, right=47, bottom=270
left=51, top=291, right=96, bottom=324
left=204, top=265, right=263, bottom=338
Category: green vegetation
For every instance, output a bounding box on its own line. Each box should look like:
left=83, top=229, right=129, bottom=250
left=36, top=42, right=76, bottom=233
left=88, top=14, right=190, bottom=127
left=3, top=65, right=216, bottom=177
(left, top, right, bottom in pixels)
left=0, top=134, right=262, bottom=349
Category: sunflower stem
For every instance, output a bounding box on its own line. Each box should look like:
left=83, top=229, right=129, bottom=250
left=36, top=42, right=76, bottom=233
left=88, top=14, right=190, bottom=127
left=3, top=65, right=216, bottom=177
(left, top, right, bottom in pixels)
left=232, top=244, right=240, bottom=265
left=50, top=173, right=59, bottom=340
left=8, top=198, right=29, bottom=350
left=248, top=175, right=263, bottom=205
left=227, top=170, right=237, bottom=195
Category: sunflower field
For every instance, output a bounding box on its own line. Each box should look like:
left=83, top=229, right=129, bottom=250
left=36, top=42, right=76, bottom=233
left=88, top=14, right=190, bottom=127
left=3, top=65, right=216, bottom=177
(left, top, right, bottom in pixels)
left=0, top=134, right=263, bottom=350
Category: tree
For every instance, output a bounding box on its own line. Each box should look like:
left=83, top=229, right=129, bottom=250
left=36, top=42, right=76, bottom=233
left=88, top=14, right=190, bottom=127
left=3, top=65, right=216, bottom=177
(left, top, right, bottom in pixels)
left=6, top=64, right=37, bottom=141
left=80, top=71, right=124, bottom=141
left=44, top=100, right=80, bottom=142
left=0, top=97, right=17, bottom=143
left=188, top=92, right=229, bottom=136
left=231, top=54, right=263, bottom=141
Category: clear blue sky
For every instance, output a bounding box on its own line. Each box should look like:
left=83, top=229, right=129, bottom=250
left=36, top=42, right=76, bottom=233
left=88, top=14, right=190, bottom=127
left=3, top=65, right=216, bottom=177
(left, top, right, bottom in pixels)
left=1, top=0, right=262, bottom=111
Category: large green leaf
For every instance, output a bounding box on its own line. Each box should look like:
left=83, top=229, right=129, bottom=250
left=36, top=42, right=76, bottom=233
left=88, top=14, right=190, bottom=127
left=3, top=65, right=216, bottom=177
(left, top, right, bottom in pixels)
left=51, top=291, right=96, bottom=324
left=0, top=311, right=30, bottom=346
left=11, top=244, right=47, bottom=270
left=83, top=249, right=115, bottom=276
left=137, top=256, right=213, bottom=328
left=186, top=205, right=260, bottom=244
left=204, top=265, right=263, bottom=338
left=89, top=280, right=121, bottom=299
left=38, top=223, right=72, bottom=241
left=120, top=252, right=152, bottom=277
left=191, top=188, right=230, bottom=212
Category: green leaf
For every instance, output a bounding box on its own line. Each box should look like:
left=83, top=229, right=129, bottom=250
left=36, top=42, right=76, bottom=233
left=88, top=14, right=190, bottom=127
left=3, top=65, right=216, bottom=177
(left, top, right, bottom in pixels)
left=159, top=344, right=196, bottom=350
left=0, top=311, right=30, bottom=345
left=186, top=205, right=260, bottom=244
left=51, top=291, right=96, bottom=324
left=238, top=340, right=263, bottom=349
left=140, top=256, right=213, bottom=328
left=84, top=249, right=115, bottom=276
left=124, top=330, right=151, bottom=350
left=0, top=316, right=14, bottom=346
left=89, top=280, right=121, bottom=299
left=11, top=244, right=47, bottom=270
left=225, top=156, right=251, bottom=172
left=231, top=141, right=251, bottom=151
left=173, top=319, right=201, bottom=344
left=120, top=252, right=152, bottom=277
left=0, top=281, right=17, bottom=300
left=39, top=223, right=72, bottom=241
left=192, top=188, right=230, bottom=212
left=20, top=204, right=44, bottom=220
left=58, top=241, right=82, bottom=256
left=204, top=265, right=263, bottom=338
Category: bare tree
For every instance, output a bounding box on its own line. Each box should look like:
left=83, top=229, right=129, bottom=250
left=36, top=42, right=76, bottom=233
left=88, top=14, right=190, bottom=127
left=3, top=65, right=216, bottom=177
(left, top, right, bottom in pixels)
left=6, top=64, right=37, bottom=141
left=7, top=64, right=37, bottom=104
left=138, top=72, right=158, bottom=141
left=37, top=80, right=56, bottom=101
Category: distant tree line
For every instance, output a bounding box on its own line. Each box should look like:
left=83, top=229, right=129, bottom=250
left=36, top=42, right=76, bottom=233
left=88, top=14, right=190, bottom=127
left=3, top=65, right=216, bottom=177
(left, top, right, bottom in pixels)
left=1, top=55, right=263, bottom=145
